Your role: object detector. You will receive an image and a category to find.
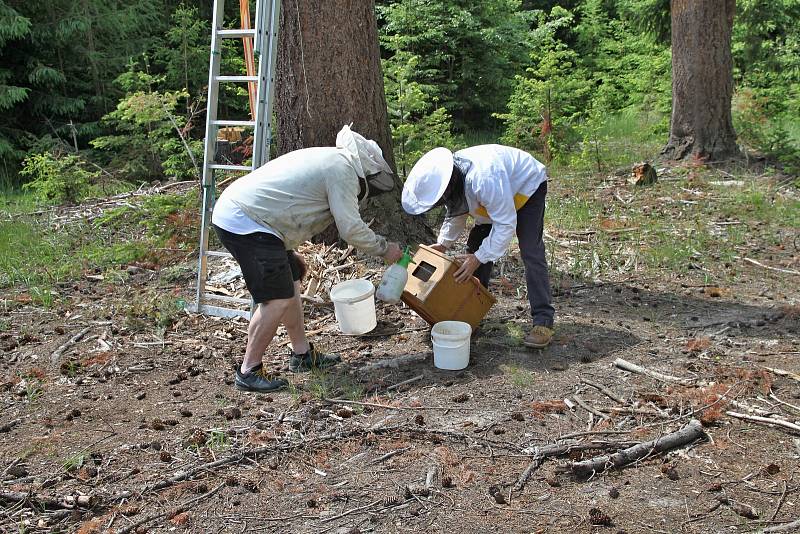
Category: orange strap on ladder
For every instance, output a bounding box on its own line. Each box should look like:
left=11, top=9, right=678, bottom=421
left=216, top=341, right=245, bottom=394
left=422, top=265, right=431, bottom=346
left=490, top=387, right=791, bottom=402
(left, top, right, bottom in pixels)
left=239, top=0, right=257, bottom=120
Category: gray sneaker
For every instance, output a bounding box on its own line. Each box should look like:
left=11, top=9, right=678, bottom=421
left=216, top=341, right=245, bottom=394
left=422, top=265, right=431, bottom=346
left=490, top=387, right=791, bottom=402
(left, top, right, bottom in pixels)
left=235, top=364, right=288, bottom=392
left=289, top=343, right=341, bottom=373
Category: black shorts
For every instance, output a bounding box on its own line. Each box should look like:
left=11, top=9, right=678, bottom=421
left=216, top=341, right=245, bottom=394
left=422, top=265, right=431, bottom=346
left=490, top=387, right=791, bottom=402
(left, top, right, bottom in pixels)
left=213, top=225, right=301, bottom=303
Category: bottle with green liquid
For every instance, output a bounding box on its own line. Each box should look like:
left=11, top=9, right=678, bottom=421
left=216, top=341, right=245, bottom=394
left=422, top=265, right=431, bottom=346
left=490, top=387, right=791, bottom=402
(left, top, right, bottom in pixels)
left=375, top=246, right=414, bottom=303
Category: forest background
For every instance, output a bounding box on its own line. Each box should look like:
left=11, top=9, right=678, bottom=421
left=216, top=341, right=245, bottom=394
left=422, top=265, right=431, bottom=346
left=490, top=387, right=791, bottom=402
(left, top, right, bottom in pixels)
left=0, top=0, right=798, bottom=202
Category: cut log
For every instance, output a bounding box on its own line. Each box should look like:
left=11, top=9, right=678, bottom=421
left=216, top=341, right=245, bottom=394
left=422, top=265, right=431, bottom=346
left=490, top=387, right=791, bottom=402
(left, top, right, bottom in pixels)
left=570, top=419, right=706, bottom=478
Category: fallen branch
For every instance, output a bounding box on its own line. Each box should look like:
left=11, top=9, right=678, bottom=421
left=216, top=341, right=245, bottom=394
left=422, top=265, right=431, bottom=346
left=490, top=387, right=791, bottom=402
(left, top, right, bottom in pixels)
left=557, top=430, right=633, bottom=441
left=726, top=411, right=800, bottom=434
left=51, top=326, right=92, bottom=364
left=770, top=481, right=788, bottom=522
left=140, top=424, right=521, bottom=495
left=320, top=499, right=382, bottom=523
left=741, top=257, right=800, bottom=276
left=769, top=393, right=800, bottom=415
left=514, top=441, right=638, bottom=492
left=765, top=367, right=800, bottom=383
left=386, top=373, right=424, bottom=391
left=613, top=358, right=696, bottom=385
left=569, top=419, right=706, bottom=478
left=370, top=447, right=410, bottom=465
left=579, top=378, right=626, bottom=405
left=763, top=518, right=800, bottom=533
left=117, top=482, right=224, bottom=534
left=0, top=490, right=98, bottom=510
left=572, top=395, right=610, bottom=420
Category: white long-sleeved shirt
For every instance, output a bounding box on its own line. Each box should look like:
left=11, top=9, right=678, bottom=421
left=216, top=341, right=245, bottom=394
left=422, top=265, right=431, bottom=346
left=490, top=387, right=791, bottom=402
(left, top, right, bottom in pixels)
left=436, top=145, right=547, bottom=263
left=212, top=147, right=388, bottom=256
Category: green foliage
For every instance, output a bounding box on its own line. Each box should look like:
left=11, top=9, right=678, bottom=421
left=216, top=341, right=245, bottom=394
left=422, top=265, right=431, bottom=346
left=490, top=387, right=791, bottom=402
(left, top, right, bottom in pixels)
left=617, top=0, right=671, bottom=44
left=91, top=67, right=201, bottom=181
left=157, top=4, right=209, bottom=98
left=20, top=150, right=98, bottom=204
left=498, top=8, right=591, bottom=159
left=379, top=0, right=532, bottom=131
left=0, top=3, right=31, bottom=47
left=498, top=4, right=670, bottom=165
left=383, top=53, right=455, bottom=176
left=0, top=189, right=195, bottom=303
left=0, top=0, right=165, bottom=187
left=734, top=88, right=800, bottom=174
left=93, top=191, right=196, bottom=240
left=122, top=291, right=184, bottom=332
left=206, top=430, right=229, bottom=451
left=0, top=0, right=798, bottom=191
left=730, top=0, right=800, bottom=171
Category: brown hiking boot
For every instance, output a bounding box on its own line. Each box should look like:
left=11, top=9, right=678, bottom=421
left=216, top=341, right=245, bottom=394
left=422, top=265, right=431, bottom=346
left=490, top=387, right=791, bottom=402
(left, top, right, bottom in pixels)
left=523, top=325, right=554, bottom=349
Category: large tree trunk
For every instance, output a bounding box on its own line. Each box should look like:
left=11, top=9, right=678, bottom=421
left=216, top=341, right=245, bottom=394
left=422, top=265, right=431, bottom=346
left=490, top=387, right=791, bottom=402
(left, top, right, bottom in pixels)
left=662, top=0, right=739, bottom=162
left=275, top=0, right=432, bottom=246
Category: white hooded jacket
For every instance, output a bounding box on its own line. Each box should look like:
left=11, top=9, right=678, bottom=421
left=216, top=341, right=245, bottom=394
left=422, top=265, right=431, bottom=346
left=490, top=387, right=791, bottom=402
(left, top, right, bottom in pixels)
left=213, top=127, right=392, bottom=256
left=436, top=145, right=547, bottom=263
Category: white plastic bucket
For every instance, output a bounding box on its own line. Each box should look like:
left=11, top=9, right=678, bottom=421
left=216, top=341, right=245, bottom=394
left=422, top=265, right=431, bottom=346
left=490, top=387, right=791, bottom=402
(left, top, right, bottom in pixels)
left=431, top=321, right=471, bottom=370
left=329, top=279, right=377, bottom=335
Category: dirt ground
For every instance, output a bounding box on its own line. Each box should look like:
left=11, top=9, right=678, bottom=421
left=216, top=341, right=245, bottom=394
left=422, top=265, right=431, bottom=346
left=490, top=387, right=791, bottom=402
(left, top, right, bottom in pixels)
left=2, top=171, right=799, bottom=534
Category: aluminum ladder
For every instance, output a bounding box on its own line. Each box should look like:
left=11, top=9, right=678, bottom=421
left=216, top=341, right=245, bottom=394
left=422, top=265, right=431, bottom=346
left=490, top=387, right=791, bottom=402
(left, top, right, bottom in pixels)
left=188, top=0, right=281, bottom=320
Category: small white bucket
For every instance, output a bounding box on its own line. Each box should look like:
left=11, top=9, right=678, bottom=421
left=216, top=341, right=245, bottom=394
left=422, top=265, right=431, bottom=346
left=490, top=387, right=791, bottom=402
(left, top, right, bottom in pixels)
left=431, top=321, right=472, bottom=370
left=329, top=279, right=377, bottom=335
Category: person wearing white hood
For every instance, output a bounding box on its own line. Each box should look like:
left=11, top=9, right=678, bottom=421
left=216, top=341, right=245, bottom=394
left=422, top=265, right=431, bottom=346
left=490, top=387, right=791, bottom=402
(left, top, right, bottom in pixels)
left=401, top=145, right=555, bottom=348
left=212, top=125, right=403, bottom=392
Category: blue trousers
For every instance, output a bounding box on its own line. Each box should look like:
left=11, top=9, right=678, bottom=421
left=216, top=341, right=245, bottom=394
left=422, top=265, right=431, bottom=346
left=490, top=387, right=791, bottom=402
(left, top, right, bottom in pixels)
left=466, top=181, right=555, bottom=327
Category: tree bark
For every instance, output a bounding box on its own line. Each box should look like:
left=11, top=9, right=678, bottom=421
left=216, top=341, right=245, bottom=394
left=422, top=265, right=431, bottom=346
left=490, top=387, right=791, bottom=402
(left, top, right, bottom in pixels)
left=662, top=0, right=739, bottom=162
left=275, top=0, right=432, bottom=245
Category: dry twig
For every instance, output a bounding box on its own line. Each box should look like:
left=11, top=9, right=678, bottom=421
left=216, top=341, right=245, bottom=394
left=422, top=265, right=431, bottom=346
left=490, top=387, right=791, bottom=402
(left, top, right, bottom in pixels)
left=726, top=411, right=800, bottom=434
left=117, top=482, right=224, bottom=534
left=613, top=358, right=696, bottom=385
left=50, top=326, right=92, bottom=364
left=579, top=377, right=626, bottom=404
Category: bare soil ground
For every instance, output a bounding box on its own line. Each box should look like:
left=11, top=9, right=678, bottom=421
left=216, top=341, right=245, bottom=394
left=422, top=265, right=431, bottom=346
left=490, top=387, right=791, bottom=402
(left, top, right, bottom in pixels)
left=2, top=168, right=799, bottom=534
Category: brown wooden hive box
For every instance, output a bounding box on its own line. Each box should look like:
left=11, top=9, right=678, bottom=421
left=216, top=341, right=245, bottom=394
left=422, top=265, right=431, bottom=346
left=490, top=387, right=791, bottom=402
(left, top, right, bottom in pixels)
left=401, top=244, right=496, bottom=330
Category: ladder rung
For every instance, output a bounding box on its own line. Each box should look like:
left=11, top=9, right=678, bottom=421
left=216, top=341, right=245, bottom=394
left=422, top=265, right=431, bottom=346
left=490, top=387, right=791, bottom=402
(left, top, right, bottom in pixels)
left=209, top=164, right=252, bottom=171
left=215, top=75, right=258, bottom=83
left=205, top=250, right=232, bottom=258
left=212, top=120, right=256, bottom=127
left=217, top=29, right=257, bottom=38
left=203, top=293, right=251, bottom=306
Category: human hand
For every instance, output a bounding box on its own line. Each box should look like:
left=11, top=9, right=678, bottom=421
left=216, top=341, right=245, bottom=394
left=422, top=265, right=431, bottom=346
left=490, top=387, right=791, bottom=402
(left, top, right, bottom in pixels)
left=428, top=243, right=447, bottom=253
left=453, top=253, right=481, bottom=283
left=383, top=242, right=403, bottom=264
left=293, top=251, right=308, bottom=280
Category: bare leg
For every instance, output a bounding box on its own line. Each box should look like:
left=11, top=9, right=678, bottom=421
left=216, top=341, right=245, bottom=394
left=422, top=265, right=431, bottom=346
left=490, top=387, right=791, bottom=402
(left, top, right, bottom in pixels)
left=241, top=298, right=292, bottom=373
left=281, top=280, right=310, bottom=355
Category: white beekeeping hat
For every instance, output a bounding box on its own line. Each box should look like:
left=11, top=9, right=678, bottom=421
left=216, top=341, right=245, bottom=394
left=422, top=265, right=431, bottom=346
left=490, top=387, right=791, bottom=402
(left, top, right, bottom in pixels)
left=401, top=147, right=453, bottom=215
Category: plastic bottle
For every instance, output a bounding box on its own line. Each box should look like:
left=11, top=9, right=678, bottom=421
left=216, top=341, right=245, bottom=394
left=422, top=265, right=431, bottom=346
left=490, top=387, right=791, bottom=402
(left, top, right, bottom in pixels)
left=376, top=247, right=414, bottom=303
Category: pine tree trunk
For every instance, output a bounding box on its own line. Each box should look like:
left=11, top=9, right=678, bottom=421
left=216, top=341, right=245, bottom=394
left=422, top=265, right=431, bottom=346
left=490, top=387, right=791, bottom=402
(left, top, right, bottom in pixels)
left=275, top=0, right=432, bottom=246
left=662, top=0, right=739, bottom=162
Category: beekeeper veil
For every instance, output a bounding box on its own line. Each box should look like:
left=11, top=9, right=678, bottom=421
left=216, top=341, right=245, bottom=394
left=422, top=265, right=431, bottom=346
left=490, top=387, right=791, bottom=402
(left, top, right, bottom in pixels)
left=336, top=124, right=395, bottom=203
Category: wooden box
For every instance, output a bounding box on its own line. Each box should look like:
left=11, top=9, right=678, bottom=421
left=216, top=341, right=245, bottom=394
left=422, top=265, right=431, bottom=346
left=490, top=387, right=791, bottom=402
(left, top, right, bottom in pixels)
left=401, top=245, right=496, bottom=330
